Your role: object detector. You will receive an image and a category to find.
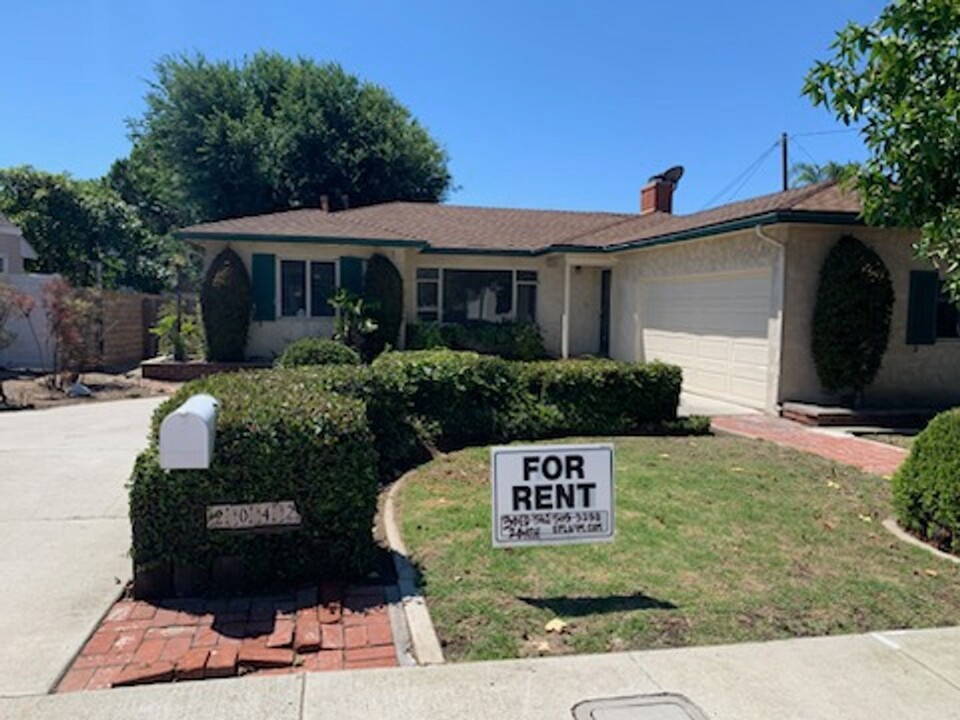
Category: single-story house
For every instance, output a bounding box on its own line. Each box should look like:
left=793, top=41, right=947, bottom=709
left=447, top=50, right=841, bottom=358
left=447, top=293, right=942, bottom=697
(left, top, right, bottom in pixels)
left=0, top=213, right=38, bottom=276
left=178, top=176, right=960, bottom=413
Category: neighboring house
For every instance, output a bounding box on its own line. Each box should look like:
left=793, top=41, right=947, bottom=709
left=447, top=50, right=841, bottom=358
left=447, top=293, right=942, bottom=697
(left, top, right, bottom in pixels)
left=0, top=212, right=38, bottom=275
left=178, top=177, right=960, bottom=412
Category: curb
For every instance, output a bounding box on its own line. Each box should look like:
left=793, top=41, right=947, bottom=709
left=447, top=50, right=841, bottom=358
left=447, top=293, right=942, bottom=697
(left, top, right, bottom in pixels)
left=881, top=518, right=960, bottom=565
left=382, top=474, right=445, bottom=665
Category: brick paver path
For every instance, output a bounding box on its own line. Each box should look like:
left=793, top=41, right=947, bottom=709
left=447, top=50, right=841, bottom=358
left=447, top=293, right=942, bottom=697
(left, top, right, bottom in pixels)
left=57, top=581, right=397, bottom=692
left=712, top=415, right=908, bottom=476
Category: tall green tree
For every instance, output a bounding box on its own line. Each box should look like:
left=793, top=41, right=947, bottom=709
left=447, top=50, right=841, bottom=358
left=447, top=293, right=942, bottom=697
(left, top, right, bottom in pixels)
left=0, top=166, right=172, bottom=293
left=804, top=0, right=960, bottom=299
left=125, top=52, right=452, bottom=223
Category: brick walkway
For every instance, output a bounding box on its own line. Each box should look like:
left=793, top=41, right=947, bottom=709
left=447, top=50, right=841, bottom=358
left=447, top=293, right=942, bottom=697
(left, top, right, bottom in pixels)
left=56, top=582, right=398, bottom=693
left=711, top=415, right=908, bottom=477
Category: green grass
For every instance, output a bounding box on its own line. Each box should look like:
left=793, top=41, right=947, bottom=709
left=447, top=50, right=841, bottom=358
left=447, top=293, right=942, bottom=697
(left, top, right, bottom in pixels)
left=397, top=435, right=960, bottom=662
left=858, top=432, right=916, bottom=450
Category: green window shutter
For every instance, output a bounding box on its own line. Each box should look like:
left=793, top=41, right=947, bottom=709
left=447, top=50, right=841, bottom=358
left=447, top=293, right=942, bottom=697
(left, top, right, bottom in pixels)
left=339, top=256, right=364, bottom=295
left=906, top=270, right=938, bottom=345
left=251, top=253, right=276, bottom=321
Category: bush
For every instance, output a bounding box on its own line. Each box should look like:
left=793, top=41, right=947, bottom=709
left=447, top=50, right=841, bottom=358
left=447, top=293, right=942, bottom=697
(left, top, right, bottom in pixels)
left=362, top=254, right=403, bottom=358
left=406, top=320, right=547, bottom=360
left=519, top=360, right=682, bottom=436
left=201, top=248, right=251, bottom=361
left=812, top=236, right=893, bottom=400
left=276, top=337, right=362, bottom=367
left=130, top=370, right=379, bottom=593
left=892, top=408, right=960, bottom=555
left=371, top=349, right=535, bottom=450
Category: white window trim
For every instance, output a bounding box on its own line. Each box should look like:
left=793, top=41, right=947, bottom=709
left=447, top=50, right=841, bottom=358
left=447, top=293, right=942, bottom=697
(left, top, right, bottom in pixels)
left=416, top=267, right=539, bottom=324
left=276, top=257, right=339, bottom=320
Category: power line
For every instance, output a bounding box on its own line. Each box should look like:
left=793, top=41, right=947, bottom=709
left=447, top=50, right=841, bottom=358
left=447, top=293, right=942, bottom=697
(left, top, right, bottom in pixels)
left=791, top=128, right=859, bottom=138
left=700, top=139, right=780, bottom=210
left=790, top=137, right=821, bottom=166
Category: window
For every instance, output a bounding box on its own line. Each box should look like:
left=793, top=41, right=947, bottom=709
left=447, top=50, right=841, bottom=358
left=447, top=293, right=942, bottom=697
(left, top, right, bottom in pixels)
left=281, top=260, right=306, bottom=317
left=516, top=270, right=538, bottom=323
left=415, top=267, right=539, bottom=324
left=0, top=254, right=6, bottom=273
left=443, top=270, right=513, bottom=323
left=280, top=259, right=336, bottom=318
left=936, top=281, right=960, bottom=339
left=416, top=268, right=439, bottom=321
left=310, top=262, right=336, bottom=317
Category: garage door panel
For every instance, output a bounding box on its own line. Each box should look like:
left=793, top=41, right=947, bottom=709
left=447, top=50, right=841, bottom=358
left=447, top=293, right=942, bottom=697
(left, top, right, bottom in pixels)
left=642, top=272, right=772, bottom=408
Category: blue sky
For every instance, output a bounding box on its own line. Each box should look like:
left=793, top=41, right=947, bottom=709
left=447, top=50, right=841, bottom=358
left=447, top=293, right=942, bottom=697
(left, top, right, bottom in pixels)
left=0, top=1, right=886, bottom=215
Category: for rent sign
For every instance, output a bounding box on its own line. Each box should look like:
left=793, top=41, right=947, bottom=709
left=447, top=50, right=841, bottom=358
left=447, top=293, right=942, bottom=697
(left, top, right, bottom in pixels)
left=491, top=443, right=614, bottom=547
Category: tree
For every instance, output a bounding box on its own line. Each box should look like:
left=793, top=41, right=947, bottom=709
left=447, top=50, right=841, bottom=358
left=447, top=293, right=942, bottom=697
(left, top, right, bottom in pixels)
left=804, top=0, right=960, bottom=300
left=362, top=253, right=403, bottom=358
left=0, top=166, right=173, bottom=293
left=201, top=248, right=251, bottom=361
left=790, top=161, right=859, bottom=188
left=126, top=52, right=452, bottom=223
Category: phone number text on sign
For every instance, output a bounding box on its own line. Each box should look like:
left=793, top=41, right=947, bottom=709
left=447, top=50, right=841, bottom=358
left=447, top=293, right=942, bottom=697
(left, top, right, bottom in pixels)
left=206, top=501, right=302, bottom=531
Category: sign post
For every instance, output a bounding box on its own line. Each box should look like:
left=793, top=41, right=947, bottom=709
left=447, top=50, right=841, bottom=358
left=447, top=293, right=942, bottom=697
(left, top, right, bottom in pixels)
left=491, top=443, right=614, bottom=548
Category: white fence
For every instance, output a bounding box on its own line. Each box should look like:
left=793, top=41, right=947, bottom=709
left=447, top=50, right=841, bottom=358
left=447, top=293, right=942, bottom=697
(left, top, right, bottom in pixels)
left=0, top=273, right=57, bottom=371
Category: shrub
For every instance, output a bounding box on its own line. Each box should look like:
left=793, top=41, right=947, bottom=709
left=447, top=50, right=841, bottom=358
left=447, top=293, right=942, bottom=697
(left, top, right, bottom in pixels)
left=406, top=320, right=548, bottom=360
left=519, top=360, right=682, bottom=436
left=201, top=248, right=251, bottom=361
left=812, top=236, right=893, bottom=401
left=362, top=254, right=403, bottom=358
left=150, top=299, right=204, bottom=361
left=130, top=370, right=379, bottom=593
left=276, top=337, right=362, bottom=367
left=892, top=408, right=960, bottom=555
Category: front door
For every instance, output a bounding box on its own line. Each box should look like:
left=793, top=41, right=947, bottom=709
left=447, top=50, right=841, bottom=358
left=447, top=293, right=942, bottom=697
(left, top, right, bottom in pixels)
left=599, top=269, right=611, bottom=356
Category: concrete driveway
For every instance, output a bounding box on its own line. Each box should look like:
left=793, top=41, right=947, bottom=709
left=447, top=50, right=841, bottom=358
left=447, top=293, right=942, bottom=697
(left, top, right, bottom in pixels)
left=0, top=397, right=162, bottom=697
left=678, top=391, right=759, bottom=417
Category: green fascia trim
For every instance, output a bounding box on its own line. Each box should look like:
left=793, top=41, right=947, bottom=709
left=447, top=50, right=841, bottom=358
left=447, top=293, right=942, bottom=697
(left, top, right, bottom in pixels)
left=177, top=210, right=863, bottom=258
left=176, top=231, right=428, bottom=249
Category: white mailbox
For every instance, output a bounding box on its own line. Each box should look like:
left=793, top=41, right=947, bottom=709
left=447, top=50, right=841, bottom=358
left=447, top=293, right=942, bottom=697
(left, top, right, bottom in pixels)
left=159, top=394, right=219, bottom=470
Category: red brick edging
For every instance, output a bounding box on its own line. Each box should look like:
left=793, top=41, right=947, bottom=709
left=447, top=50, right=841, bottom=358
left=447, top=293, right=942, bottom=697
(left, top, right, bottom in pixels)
left=57, top=582, right=398, bottom=693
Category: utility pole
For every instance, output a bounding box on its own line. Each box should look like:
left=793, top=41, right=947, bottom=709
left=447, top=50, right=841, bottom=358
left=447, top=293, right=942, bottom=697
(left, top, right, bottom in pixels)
left=780, top=132, right=789, bottom=191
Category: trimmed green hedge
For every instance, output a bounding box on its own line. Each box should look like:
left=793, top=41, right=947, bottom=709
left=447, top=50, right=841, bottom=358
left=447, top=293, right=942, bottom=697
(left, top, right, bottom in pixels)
left=201, top=247, right=251, bottom=362
left=131, top=371, right=379, bottom=594
left=406, top=321, right=548, bottom=361
left=892, top=408, right=960, bottom=555
left=520, top=360, right=682, bottom=436
left=275, top=337, right=362, bottom=367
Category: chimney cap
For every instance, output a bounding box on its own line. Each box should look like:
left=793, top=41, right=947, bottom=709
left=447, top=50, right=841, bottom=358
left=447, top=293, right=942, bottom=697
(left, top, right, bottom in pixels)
left=647, top=165, right=685, bottom=188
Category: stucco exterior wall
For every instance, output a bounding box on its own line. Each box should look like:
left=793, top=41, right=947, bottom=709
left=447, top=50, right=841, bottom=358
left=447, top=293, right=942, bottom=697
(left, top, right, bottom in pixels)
left=779, top=224, right=960, bottom=408
left=198, top=240, right=608, bottom=359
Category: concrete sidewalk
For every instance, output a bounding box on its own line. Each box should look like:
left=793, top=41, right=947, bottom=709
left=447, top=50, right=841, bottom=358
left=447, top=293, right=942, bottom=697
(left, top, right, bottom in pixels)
left=0, top=398, right=162, bottom=697
left=3, top=626, right=958, bottom=719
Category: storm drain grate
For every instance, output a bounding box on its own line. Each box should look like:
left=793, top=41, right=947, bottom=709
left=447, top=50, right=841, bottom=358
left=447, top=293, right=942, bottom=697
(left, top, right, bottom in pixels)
left=572, top=693, right=710, bottom=720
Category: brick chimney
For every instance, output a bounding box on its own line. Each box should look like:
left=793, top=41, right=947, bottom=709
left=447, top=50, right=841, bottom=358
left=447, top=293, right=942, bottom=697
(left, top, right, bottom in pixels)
left=640, top=166, right=684, bottom=215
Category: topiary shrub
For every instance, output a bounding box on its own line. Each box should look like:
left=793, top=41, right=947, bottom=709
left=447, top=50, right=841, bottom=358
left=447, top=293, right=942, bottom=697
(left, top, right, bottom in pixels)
left=519, top=359, right=682, bottom=436
left=362, top=254, right=403, bottom=359
left=406, top=320, right=548, bottom=360
left=130, top=370, right=379, bottom=595
left=201, top=248, right=252, bottom=361
left=892, top=408, right=960, bottom=555
left=276, top=337, right=362, bottom=367
left=812, top=236, right=893, bottom=402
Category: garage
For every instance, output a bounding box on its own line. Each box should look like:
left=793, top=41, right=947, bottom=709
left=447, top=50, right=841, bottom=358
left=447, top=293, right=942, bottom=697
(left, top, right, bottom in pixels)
left=641, top=271, right=773, bottom=409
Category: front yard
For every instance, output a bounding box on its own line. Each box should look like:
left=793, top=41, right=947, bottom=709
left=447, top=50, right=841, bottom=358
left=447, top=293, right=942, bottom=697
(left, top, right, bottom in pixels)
left=397, top=435, right=960, bottom=662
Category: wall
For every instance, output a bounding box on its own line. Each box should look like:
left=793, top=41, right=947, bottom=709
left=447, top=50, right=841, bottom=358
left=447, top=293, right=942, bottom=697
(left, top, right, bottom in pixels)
left=0, top=274, right=55, bottom=369
left=0, top=232, right=25, bottom=275
left=779, top=224, right=960, bottom=408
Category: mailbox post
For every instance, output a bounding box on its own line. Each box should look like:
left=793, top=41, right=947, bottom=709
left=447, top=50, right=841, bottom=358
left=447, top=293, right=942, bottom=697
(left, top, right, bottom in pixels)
left=159, top=394, right=219, bottom=470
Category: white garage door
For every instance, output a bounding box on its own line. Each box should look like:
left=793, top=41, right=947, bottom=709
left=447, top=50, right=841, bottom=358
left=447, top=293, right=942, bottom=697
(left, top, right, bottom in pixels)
left=642, top=272, right=772, bottom=409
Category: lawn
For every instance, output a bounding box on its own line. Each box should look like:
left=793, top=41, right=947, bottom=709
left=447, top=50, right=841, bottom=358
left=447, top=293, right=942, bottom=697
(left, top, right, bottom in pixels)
left=397, top=435, right=960, bottom=662
left=857, top=432, right=917, bottom=450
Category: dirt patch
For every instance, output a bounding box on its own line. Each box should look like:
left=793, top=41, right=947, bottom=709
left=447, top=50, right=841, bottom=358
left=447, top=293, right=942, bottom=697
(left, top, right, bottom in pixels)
left=0, top=368, right=181, bottom=410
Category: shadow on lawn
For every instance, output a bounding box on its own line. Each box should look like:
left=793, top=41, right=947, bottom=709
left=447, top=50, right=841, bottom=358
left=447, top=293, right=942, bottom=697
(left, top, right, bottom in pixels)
left=518, top=592, right=677, bottom=616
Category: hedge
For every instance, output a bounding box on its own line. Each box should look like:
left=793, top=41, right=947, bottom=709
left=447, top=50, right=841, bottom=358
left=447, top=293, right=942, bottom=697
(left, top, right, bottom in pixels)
left=892, top=408, right=960, bottom=555
left=405, top=320, right=547, bottom=361
left=201, top=247, right=251, bottom=362
left=130, top=371, right=379, bottom=595
left=519, top=360, right=682, bottom=436
left=275, top=337, right=362, bottom=367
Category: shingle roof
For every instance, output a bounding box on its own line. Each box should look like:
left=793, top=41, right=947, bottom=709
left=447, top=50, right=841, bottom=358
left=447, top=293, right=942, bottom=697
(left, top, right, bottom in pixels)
left=178, top=180, right=862, bottom=254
